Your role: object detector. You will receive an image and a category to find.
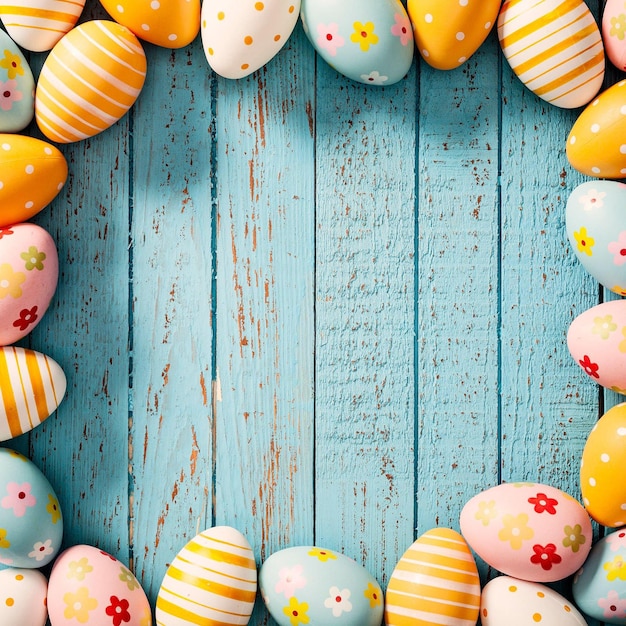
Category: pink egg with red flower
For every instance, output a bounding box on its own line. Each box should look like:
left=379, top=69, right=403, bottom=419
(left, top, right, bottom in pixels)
left=47, top=544, right=151, bottom=626
left=0, top=222, right=58, bottom=346
left=459, top=482, right=592, bottom=583
left=567, top=300, right=626, bottom=395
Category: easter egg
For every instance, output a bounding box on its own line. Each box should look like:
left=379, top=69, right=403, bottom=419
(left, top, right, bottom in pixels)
left=0, top=0, right=86, bottom=52
left=156, top=526, right=257, bottom=625
left=0, top=134, right=67, bottom=227
left=0, top=30, right=34, bottom=132
left=100, top=0, right=200, bottom=48
left=0, top=223, right=58, bottom=346
left=480, top=575, right=587, bottom=625
left=407, top=0, right=499, bottom=70
left=580, top=403, right=626, bottom=527
left=0, top=447, right=63, bottom=568
left=566, top=80, right=626, bottom=179
left=0, top=347, right=66, bottom=441
left=201, top=0, right=300, bottom=79
left=603, top=0, right=626, bottom=71
left=572, top=529, right=626, bottom=624
left=566, top=181, right=626, bottom=296
left=497, top=0, right=605, bottom=109
left=459, top=482, right=592, bottom=582
left=48, top=544, right=151, bottom=626
left=301, top=0, right=414, bottom=86
left=567, top=300, right=626, bottom=394
left=35, top=20, right=147, bottom=144
left=259, top=545, right=383, bottom=626
left=0, top=568, right=48, bottom=626
left=384, top=527, right=481, bottom=625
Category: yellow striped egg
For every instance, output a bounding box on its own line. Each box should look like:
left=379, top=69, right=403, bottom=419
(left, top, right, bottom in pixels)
left=0, top=346, right=66, bottom=441
left=156, top=525, right=257, bottom=626
left=35, top=19, right=147, bottom=144
left=384, top=527, right=480, bottom=626
left=497, top=0, right=604, bottom=109
left=0, top=0, right=86, bottom=52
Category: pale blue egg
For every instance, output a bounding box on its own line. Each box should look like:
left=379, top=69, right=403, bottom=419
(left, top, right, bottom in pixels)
left=259, top=546, right=383, bottom=626
left=300, top=0, right=414, bottom=86
left=0, top=31, right=34, bottom=133
left=0, top=447, right=63, bottom=568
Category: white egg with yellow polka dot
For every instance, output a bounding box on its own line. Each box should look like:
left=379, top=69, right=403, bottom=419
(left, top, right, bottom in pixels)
left=0, top=568, right=48, bottom=626
left=201, top=0, right=300, bottom=79
left=480, top=576, right=587, bottom=625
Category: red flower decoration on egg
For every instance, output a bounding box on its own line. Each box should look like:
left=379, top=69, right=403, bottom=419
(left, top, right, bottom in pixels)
left=105, top=595, right=131, bottom=626
left=528, top=492, right=558, bottom=515
left=579, top=355, right=600, bottom=379
left=530, top=543, right=562, bottom=571
left=0, top=228, right=14, bottom=239
left=12, top=306, right=38, bottom=331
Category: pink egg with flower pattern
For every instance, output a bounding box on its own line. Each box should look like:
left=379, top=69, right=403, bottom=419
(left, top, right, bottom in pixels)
left=603, top=0, right=626, bottom=71
left=567, top=300, right=626, bottom=395
left=47, top=545, right=151, bottom=626
left=460, top=482, right=592, bottom=582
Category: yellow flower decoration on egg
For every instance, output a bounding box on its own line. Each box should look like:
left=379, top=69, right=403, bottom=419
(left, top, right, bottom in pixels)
left=573, top=227, right=595, bottom=256
left=562, top=524, right=586, bottom=553
left=611, top=14, right=626, bottom=40
left=308, top=547, right=337, bottom=562
left=67, top=557, right=92, bottom=581
left=0, top=263, right=25, bottom=299
left=498, top=513, right=534, bottom=550
left=592, top=315, right=617, bottom=340
left=350, top=22, right=378, bottom=52
left=619, top=327, right=626, bottom=353
left=364, top=582, right=382, bottom=607
left=63, top=587, right=98, bottom=622
left=283, top=596, right=310, bottom=626
left=0, top=49, right=23, bottom=79
left=604, top=555, right=626, bottom=581
left=0, top=528, right=10, bottom=549
left=46, top=494, right=61, bottom=524
left=475, top=499, right=498, bottom=526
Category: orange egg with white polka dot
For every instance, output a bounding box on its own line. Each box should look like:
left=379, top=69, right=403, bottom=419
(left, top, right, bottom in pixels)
left=201, top=0, right=300, bottom=78
left=480, top=576, right=587, bottom=625
left=100, top=0, right=200, bottom=49
left=567, top=80, right=626, bottom=178
left=581, top=402, right=626, bottom=527
left=0, top=568, right=48, bottom=626
left=407, top=0, right=500, bottom=70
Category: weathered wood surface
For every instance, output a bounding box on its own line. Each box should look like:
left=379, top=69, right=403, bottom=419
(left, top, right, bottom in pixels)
left=3, top=1, right=619, bottom=624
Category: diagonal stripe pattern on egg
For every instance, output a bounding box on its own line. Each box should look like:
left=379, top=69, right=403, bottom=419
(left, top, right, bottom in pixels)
left=156, top=525, right=257, bottom=626
left=35, top=19, right=147, bottom=144
left=498, top=0, right=605, bottom=109
left=0, top=0, right=86, bottom=52
left=384, top=527, right=481, bottom=626
left=201, top=0, right=300, bottom=79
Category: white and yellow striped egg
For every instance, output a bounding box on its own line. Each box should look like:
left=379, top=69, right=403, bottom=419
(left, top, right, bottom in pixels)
left=498, top=0, right=604, bottom=109
left=35, top=19, right=147, bottom=144
left=0, top=0, right=86, bottom=52
left=0, top=346, right=66, bottom=441
left=384, top=527, right=481, bottom=626
left=156, top=525, right=257, bottom=626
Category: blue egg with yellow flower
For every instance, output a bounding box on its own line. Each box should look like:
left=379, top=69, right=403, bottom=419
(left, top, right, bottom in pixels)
left=0, top=447, right=63, bottom=568
left=0, top=30, right=34, bottom=133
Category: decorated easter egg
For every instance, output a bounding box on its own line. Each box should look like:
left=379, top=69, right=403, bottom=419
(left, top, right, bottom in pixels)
left=100, top=0, right=200, bottom=48
left=0, top=30, right=34, bottom=132
left=481, top=575, right=587, bottom=625
left=0, top=568, right=48, bottom=626
left=201, top=0, right=300, bottom=79
left=580, top=403, right=626, bottom=527
left=0, top=134, right=67, bottom=227
left=603, top=0, right=626, bottom=71
left=384, top=527, right=481, bottom=625
left=0, top=223, right=59, bottom=346
left=0, top=447, right=63, bottom=568
left=566, top=80, right=626, bottom=178
left=156, top=526, right=257, bottom=625
left=498, top=0, right=604, bottom=109
left=572, top=529, right=626, bottom=624
left=35, top=20, right=147, bottom=143
left=0, top=0, right=86, bottom=52
left=567, top=300, right=626, bottom=394
left=407, top=0, right=499, bottom=70
left=0, top=347, right=66, bottom=441
left=301, top=0, right=414, bottom=86
left=48, top=544, right=151, bottom=626
left=566, top=181, right=626, bottom=296
left=259, top=545, right=383, bottom=626
left=460, top=482, right=592, bottom=582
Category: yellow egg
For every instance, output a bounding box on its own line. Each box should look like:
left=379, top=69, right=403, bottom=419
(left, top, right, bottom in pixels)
left=35, top=20, right=147, bottom=144
left=100, top=0, right=200, bottom=49
left=408, top=0, right=500, bottom=70
left=0, top=134, right=67, bottom=227
left=566, top=80, right=626, bottom=178
left=581, top=402, right=626, bottom=527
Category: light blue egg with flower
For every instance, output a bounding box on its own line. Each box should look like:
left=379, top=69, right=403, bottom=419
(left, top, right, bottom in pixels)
left=300, top=0, right=414, bottom=86
left=0, top=447, right=63, bottom=568
left=0, top=30, right=35, bottom=133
